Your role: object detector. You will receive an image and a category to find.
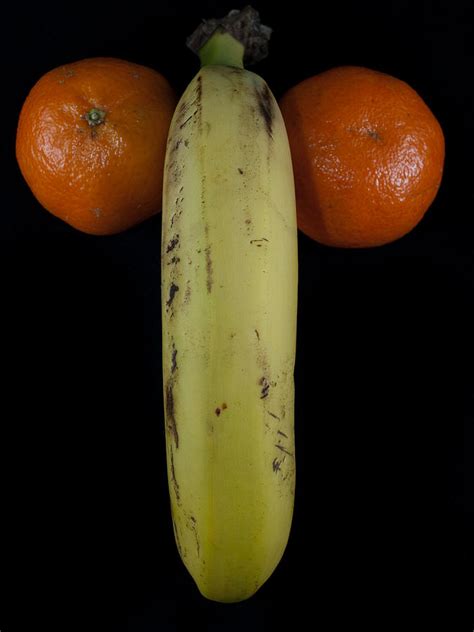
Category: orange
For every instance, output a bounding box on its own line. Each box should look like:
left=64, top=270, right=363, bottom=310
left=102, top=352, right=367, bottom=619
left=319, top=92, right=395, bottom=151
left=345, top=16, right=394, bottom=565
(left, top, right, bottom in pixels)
left=280, top=66, right=445, bottom=248
left=16, top=57, right=177, bottom=235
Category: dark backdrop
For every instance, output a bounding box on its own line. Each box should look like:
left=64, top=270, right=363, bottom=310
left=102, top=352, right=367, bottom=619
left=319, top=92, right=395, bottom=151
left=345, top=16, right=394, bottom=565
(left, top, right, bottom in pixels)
left=1, top=2, right=473, bottom=630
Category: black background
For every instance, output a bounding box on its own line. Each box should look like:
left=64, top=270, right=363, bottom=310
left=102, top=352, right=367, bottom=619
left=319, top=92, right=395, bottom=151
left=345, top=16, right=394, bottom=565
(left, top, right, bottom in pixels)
left=1, top=1, right=473, bottom=630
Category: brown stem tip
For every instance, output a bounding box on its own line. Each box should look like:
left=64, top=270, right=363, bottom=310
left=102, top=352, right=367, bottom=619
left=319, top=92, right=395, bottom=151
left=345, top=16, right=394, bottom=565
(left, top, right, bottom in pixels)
left=186, top=5, right=272, bottom=66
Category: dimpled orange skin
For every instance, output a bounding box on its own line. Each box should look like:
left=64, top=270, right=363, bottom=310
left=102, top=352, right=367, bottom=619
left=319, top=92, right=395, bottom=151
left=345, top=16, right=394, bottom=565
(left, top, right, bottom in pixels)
left=279, top=66, right=445, bottom=247
left=16, top=57, right=177, bottom=235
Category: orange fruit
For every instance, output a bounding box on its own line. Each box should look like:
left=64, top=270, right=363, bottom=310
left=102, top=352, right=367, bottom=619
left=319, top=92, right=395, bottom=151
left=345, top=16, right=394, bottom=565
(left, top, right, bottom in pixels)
left=16, top=57, right=177, bottom=235
left=280, top=66, right=445, bottom=247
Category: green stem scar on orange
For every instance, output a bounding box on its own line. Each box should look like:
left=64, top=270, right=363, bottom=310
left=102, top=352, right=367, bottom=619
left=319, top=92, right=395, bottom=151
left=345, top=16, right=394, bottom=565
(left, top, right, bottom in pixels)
left=85, top=108, right=107, bottom=126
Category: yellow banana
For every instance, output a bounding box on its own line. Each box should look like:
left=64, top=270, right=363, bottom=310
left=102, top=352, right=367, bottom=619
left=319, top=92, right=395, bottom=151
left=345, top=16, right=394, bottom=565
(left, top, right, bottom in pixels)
left=161, top=8, right=298, bottom=603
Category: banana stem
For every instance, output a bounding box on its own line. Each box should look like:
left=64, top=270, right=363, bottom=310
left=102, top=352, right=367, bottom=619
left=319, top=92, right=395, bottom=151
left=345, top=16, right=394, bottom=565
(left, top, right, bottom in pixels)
left=199, top=29, right=244, bottom=69
left=187, top=6, right=271, bottom=68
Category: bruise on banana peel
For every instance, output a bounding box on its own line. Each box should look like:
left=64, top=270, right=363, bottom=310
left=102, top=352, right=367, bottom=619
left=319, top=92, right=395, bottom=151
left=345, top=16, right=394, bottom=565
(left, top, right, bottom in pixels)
left=256, top=82, right=274, bottom=138
left=171, top=343, right=178, bottom=373
left=166, top=235, right=179, bottom=253
left=204, top=244, right=213, bottom=293
left=166, top=282, right=179, bottom=309
left=165, top=379, right=179, bottom=449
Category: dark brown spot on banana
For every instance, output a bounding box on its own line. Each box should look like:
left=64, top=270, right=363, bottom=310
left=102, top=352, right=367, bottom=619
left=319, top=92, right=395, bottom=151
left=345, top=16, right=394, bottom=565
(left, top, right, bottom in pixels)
left=170, top=448, right=180, bottom=501
left=196, top=74, right=203, bottom=133
left=184, top=280, right=191, bottom=304
left=166, top=235, right=179, bottom=253
left=166, top=380, right=179, bottom=449
left=187, top=514, right=200, bottom=558
left=166, top=283, right=179, bottom=308
left=171, top=344, right=178, bottom=373
left=256, top=82, right=274, bottom=138
left=275, top=444, right=293, bottom=457
left=179, top=111, right=197, bottom=129
left=205, top=246, right=213, bottom=293
left=259, top=376, right=270, bottom=399
left=196, top=74, right=202, bottom=102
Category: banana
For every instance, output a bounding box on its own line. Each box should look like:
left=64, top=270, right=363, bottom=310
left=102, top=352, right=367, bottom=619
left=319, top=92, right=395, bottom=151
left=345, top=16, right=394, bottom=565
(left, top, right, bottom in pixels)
left=161, top=12, right=298, bottom=603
